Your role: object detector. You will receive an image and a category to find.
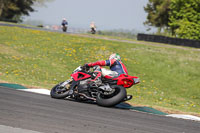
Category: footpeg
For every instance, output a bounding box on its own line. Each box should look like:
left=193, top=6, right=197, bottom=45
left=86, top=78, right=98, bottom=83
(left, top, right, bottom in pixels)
left=124, top=95, right=132, bottom=101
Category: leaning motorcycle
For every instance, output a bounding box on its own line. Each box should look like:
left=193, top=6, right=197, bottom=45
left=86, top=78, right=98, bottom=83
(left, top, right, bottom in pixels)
left=50, top=66, right=140, bottom=107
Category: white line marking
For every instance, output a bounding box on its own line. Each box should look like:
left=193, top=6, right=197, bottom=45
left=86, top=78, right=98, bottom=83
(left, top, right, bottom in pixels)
left=167, top=114, right=200, bottom=122
left=19, top=89, right=50, bottom=95
left=0, top=124, right=43, bottom=133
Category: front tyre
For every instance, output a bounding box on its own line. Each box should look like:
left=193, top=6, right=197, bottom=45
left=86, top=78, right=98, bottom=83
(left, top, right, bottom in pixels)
left=96, top=85, right=126, bottom=107
left=62, top=26, right=67, bottom=32
left=50, top=81, right=71, bottom=99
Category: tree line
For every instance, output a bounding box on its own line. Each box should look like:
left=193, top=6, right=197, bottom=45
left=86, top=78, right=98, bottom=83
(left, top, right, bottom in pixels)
left=144, top=0, right=200, bottom=40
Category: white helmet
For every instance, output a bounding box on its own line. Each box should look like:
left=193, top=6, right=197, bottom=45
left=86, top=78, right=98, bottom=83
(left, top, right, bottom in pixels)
left=109, top=53, right=121, bottom=61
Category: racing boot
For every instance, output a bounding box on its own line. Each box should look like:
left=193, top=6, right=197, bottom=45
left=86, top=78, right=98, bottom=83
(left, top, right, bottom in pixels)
left=89, top=65, right=102, bottom=87
left=89, top=77, right=102, bottom=87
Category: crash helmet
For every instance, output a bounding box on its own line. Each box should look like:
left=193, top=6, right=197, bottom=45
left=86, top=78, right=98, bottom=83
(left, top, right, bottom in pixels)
left=109, top=53, right=121, bottom=61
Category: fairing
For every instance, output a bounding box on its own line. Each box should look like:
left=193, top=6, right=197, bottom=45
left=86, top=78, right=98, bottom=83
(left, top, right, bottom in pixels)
left=71, top=72, right=91, bottom=81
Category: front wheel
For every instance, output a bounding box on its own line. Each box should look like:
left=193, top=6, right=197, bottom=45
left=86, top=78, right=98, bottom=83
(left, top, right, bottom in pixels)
left=62, top=26, right=67, bottom=32
left=96, top=85, right=126, bottom=107
left=50, top=80, right=71, bottom=99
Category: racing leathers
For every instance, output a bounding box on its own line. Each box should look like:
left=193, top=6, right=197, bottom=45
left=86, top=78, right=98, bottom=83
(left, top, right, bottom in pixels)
left=61, top=20, right=68, bottom=26
left=86, top=59, right=128, bottom=85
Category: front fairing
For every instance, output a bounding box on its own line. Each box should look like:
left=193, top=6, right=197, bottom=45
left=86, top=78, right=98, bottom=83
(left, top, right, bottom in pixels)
left=71, top=72, right=91, bottom=81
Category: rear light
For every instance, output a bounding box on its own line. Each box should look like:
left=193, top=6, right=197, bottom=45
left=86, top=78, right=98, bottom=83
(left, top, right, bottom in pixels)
left=133, top=78, right=140, bottom=84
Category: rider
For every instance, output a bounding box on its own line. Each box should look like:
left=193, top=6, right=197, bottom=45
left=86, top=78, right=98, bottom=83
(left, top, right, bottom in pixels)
left=90, top=21, right=96, bottom=34
left=84, top=53, right=128, bottom=85
left=61, top=18, right=68, bottom=26
left=61, top=18, right=68, bottom=32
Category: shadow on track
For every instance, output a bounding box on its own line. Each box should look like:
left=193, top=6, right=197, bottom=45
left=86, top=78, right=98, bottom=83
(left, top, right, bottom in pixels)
left=61, top=98, right=168, bottom=115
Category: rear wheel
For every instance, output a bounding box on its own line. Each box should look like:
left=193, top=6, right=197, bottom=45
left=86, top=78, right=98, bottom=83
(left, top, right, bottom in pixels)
left=50, top=81, right=71, bottom=99
left=96, top=85, right=126, bottom=107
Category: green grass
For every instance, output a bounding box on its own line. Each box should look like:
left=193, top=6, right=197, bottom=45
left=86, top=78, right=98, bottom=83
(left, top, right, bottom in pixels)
left=0, top=26, right=200, bottom=115
left=0, top=21, right=39, bottom=28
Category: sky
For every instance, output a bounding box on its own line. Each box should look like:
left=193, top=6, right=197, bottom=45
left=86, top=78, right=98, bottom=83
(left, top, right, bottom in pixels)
left=24, top=0, right=151, bottom=32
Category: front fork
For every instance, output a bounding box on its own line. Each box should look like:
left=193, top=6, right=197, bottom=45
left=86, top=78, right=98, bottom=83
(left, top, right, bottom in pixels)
left=60, top=79, right=72, bottom=87
left=58, top=78, right=75, bottom=95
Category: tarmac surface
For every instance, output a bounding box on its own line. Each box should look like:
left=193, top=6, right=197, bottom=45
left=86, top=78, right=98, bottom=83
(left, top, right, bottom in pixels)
left=0, top=86, right=199, bottom=133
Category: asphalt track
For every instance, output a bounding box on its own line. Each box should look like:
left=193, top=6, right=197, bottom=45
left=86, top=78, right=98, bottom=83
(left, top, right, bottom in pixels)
left=0, top=86, right=200, bottom=133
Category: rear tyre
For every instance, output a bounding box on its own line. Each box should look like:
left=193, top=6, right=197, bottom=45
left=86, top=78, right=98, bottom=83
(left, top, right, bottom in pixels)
left=96, top=85, right=126, bottom=107
left=50, top=81, right=71, bottom=99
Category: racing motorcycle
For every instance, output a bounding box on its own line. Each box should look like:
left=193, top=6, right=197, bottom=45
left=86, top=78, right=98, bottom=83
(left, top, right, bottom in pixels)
left=91, top=27, right=96, bottom=34
left=50, top=66, right=140, bottom=107
left=62, top=24, right=67, bottom=32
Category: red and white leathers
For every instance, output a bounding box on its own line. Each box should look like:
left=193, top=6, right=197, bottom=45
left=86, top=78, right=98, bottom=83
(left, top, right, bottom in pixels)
left=87, top=59, right=128, bottom=82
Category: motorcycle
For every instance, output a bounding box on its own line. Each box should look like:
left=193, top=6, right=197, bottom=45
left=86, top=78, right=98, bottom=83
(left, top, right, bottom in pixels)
left=62, top=24, right=67, bottom=32
left=50, top=66, right=140, bottom=107
left=91, top=27, right=96, bottom=34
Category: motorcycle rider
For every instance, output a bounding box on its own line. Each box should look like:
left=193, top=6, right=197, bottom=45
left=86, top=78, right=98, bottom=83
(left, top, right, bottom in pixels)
left=84, top=53, right=128, bottom=86
left=61, top=18, right=68, bottom=32
left=90, top=21, right=96, bottom=34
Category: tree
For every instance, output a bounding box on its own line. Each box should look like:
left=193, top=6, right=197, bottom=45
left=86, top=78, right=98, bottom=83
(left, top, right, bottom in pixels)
left=0, top=0, right=34, bottom=22
left=0, top=0, right=53, bottom=22
left=169, top=0, right=200, bottom=40
left=144, top=0, right=171, bottom=32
